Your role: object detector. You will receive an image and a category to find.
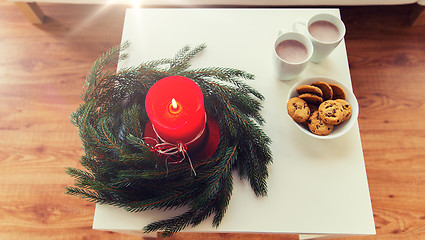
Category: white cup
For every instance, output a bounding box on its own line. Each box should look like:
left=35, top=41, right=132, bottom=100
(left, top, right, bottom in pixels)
left=293, top=13, right=346, bottom=63
left=273, top=31, right=313, bottom=81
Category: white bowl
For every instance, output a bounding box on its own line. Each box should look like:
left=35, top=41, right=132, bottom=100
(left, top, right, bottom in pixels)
left=287, top=76, right=359, bottom=139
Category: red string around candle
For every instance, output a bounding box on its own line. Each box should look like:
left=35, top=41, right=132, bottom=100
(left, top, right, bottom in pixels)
left=144, top=115, right=207, bottom=176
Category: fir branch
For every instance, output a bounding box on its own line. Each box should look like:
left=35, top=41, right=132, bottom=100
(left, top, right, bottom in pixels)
left=183, top=67, right=263, bottom=100
left=211, top=171, right=233, bottom=227
left=83, top=41, right=130, bottom=102
left=79, top=156, right=102, bottom=177
left=123, top=188, right=197, bottom=212
left=143, top=203, right=215, bottom=237
left=65, top=186, right=102, bottom=202
left=169, top=44, right=206, bottom=72
left=199, top=146, right=237, bottom=202
left=66, top=167, right=95, bottom=186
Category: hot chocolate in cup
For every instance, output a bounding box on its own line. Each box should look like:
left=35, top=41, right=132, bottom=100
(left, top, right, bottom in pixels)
left=293, top=13, right=346, bottom=63
left=273, top=31, right=313, bottom=81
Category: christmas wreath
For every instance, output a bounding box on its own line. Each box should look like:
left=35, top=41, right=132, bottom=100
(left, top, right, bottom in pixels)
left=66, top=42, right=272, bottom=237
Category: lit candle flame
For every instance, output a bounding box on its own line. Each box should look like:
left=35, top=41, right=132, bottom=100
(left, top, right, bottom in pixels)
left=171, top=98, right=178, bottom=109
left=169, top=98, right=181, bottom=115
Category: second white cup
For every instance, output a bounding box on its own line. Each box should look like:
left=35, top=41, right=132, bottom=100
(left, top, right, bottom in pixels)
left=273, top=31, right=313, bottom=81
left=293, top=13, right=346, bottom=63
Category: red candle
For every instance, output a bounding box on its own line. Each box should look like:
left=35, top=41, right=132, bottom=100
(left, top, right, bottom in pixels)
left=145, top=76, right=206, bottom=144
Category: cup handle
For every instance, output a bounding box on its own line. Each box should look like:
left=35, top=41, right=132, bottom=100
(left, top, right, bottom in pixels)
left=292, top=18, right=308, bottom=34
left=277, top=27, right=289, bottom=36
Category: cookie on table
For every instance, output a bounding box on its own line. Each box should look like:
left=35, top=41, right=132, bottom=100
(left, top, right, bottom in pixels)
left=329, top=83, right=346, bottom=100
left=311, top=81, right=333, bottom=101
left=287, top=97, right=310, bottom=123
left=296, top=85, right=323, bottom=97
left=318, top=100, right=345, bottom=125
left=335, top=99, right=352, bottom=122
left=307, top=111, right=334, bottom=136
left=298, top=93, right=323, bottom=106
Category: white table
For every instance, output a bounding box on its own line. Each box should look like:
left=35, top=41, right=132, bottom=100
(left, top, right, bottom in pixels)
left=93, top=8, right=375, bottom=240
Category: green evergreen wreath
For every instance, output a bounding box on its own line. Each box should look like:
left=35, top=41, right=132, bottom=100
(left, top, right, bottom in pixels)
left=66, top=42, right=272, bottom=237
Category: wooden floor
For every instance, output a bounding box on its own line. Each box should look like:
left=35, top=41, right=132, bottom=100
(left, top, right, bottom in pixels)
left=1, top=1, right=425, bottom=239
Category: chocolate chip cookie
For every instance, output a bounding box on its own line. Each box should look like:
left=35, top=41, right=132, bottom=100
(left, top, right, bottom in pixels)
left=298, top=93, right=323, bottom=106
left=311, top=81, right=333, bottom=101
left=318, top=100, right=345, bottom=125
left=296, top=85, right=323, bottom=97
left=335, top=99, right=352, bottom=122
left=329, top=83, right=346, bottom=100
left=308, top=111, right=334, bottom=136
left=287, top=97, right=310, bottom=123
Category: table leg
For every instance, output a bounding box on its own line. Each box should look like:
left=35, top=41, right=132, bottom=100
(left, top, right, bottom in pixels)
left=14, top=2, right=45, bottom=24
left=410, top=4, right=425, bottom=26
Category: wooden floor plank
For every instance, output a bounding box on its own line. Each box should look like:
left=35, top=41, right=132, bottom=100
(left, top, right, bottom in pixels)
left=1, top=1, right=425, bottom=239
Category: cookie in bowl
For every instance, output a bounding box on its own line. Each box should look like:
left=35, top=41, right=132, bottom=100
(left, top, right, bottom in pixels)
left=287, top=97, right=310, bottom=123
left=307, top=111, right=334, bottom=136
left=318, top=100, right=345, bottom=125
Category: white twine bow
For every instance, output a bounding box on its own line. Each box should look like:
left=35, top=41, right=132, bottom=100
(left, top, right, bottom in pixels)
left=145, top=114, right=207, bottom=176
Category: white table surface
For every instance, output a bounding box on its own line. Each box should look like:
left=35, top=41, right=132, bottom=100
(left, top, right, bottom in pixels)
left=93, top=8, right=375, bottom=239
